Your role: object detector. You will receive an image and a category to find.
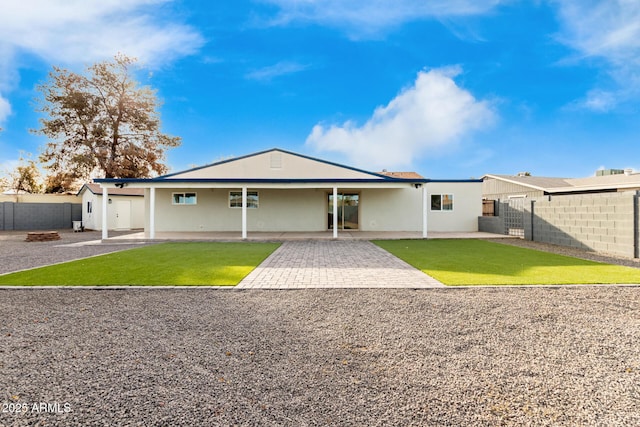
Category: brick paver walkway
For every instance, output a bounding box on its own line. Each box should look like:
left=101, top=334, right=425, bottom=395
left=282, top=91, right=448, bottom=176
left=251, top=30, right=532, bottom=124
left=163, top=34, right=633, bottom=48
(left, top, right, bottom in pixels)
left=237, top=240, right=445, bottom=289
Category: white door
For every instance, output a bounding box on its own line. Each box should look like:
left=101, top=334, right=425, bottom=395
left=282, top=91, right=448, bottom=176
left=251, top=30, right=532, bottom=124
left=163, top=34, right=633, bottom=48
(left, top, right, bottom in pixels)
left=115, top=200, right=131, bottom=230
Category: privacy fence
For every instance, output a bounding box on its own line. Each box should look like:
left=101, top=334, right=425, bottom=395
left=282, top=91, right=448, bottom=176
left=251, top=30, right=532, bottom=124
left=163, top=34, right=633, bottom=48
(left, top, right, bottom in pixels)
left=0, top=202, right=82, bottom=231
left=479, top=191, right=640, bottom=258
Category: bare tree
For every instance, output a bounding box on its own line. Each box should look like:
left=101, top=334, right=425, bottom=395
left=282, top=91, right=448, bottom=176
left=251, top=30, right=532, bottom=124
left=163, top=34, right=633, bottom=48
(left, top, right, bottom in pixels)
left=8, top=155, right=43, bottom=194
left=43, top=171, right=79, bottom=194
left=34, top=54, right=181, bottom=179
left=0, top=175, right=8, bottom=192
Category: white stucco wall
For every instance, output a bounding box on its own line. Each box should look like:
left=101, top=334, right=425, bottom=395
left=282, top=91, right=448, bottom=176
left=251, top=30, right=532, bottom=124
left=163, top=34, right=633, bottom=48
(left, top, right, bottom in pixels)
left=81, top=191, right=99, bottom=230
left=425, top=181, right=482, bottom=232
left=82, top=192, right=144, bottom=230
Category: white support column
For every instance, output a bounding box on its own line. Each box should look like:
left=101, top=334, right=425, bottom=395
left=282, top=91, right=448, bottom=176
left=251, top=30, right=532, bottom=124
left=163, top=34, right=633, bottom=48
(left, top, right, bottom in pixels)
left=333, top=186, right=338, bottom=239
left=242, top=187, right=247, bottom=239
left=422, top=185, right=428, bottom=239
left=149, top=187, right=156, bottom=240
left=102, top=186, right=108, bottom=240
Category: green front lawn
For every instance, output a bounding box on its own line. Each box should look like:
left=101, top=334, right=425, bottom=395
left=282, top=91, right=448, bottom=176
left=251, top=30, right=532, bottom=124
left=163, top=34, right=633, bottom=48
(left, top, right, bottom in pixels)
left=0, top=242, right=280, bottom=286
left=374, top=239, right=640, bottom=286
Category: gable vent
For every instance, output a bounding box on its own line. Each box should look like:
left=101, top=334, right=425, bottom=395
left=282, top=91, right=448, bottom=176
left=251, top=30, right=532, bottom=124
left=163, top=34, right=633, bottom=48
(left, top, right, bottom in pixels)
left=270, top=152, right=282, bottom=169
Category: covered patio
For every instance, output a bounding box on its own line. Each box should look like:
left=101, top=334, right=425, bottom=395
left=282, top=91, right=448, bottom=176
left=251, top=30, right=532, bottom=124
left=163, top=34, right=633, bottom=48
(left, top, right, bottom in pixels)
left=97, top=182, right=432, bottom=241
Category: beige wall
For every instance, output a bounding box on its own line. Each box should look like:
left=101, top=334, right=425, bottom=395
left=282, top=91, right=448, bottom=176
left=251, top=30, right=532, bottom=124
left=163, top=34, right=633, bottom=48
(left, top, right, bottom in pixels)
left=0, top=194, right=80, bottom=203
left=173, top=151, right=383, bottom=180
left=149, top=188, right=327, bottom=232
left=360, top=188, right=423, bottom=231
left=360, top=182, right=481, bottom=232
left=146, top=182, right=481, bottom=233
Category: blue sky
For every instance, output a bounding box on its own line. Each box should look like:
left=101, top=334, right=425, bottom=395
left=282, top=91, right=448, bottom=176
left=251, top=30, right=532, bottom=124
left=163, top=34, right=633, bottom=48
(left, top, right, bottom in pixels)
left=1, top=0, right=640, bottom=179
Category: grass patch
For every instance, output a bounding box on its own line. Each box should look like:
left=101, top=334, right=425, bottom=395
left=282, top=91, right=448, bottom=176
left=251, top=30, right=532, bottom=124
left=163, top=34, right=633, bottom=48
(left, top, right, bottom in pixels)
left=374, top=239, right=640, bottom=286
left=0, top=242, right=280, bottom=286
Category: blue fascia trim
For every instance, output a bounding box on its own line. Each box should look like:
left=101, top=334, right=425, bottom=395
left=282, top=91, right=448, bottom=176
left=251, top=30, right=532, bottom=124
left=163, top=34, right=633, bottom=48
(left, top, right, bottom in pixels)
left=94, top=177, right=482, bottom=184
left=95, top=177, right=430, bottom=184
left=157, top=147, right=398, bottom=180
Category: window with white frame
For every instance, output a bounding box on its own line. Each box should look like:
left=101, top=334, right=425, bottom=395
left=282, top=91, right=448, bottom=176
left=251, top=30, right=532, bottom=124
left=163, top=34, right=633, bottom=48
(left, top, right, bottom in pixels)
left=229, top=191, right=259, bottom=208
left=172, top=192, right=197, bottom=205
left=431, top=194, right=453, bottom=211
left=87, top=201, right=92, bottom=213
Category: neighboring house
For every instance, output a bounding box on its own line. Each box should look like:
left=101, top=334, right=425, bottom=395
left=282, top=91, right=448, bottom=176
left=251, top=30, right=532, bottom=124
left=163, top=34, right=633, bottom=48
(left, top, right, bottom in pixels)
left=95, top=148, right=482, bottom=239
left=483, top=169, right=640, bottom=200
left=77, top=183, right=144, bottom=231
left=480, top=170, right=640, bottom=258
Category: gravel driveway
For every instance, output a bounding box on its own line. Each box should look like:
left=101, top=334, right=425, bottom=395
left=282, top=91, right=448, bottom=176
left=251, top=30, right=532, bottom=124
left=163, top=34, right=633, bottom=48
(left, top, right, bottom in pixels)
left=0, top=230, right=150, bottom=275
left=1, top=287, right=638, bottom=426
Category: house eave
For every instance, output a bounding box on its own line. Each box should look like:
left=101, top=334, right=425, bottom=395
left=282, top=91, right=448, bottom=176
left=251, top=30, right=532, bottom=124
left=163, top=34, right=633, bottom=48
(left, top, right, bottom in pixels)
left=94, top=177, right=481, bottom=190
left=482, top=174, right=550, bottom=192
left=95, top=177, right=434, bottom=190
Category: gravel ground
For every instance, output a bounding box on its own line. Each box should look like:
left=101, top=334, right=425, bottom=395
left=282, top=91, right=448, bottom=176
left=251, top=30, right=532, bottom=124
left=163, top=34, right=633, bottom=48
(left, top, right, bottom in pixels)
left=0, top=230, right=150, bottom=275
left=1, top=233, right=639, bottom=425
left=1, top=287, right=639, bottom=426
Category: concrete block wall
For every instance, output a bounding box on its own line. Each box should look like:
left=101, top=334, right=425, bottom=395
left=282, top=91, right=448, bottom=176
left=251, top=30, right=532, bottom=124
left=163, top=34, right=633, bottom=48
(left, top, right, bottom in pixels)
left=1, top=202, right=10, bottom=230
left=0, top=202, right=82, bottom=230
left=529, top=192, right=638, bottom=258
left=478, top=216, right=504, bottom=234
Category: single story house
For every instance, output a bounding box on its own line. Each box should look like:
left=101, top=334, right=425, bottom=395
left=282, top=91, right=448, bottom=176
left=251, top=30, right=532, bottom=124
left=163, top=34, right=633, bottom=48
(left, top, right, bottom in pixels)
left=95, top=148, right=482, bottom=239
left=77, top=183, right=145, bottom=231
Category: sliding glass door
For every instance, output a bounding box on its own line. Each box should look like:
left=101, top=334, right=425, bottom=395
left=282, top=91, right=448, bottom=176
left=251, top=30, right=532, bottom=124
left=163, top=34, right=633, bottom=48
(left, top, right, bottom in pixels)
left=328, top=193, right=359, bottom=230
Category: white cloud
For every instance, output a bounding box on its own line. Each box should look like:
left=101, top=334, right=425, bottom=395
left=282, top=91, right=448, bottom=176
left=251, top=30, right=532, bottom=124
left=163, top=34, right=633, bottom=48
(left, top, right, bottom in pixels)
left=553, top=0, right=640, bottom=110
left=261, top=0, right=503, bottom=38
left=246, top=61, right=310, bottom=81
left=0, top=0, right=203, bottom=66
left=305, top=67, right=496, bottom=170
left=0, top=95, right=11, bottom=124
left=580, top=89, right=618, bottom=112
left=0, top=0, right=203, bottom=120
left=554, top=0, right=640, bottom=64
